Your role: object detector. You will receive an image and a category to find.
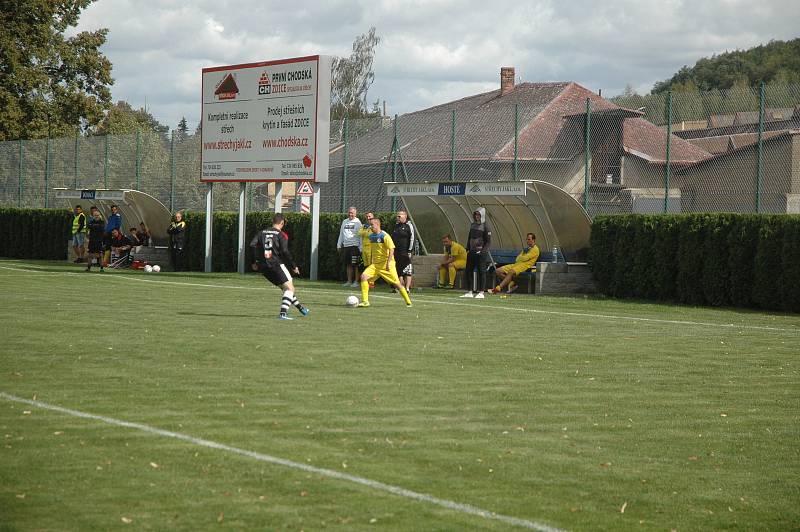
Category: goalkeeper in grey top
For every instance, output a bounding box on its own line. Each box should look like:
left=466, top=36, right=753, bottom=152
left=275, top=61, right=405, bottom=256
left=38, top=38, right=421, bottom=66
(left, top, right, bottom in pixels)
left=337, top=206, right=363, bottom=287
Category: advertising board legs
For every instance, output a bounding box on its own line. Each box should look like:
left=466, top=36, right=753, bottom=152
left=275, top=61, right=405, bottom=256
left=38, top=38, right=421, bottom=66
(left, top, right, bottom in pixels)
left=274, top=182, right=283, bottom=214
left=204, top=182, right=213, bottom=273
left=237, top=182, right=247, bottom=274
left=309, top=183, right=321, bottom=280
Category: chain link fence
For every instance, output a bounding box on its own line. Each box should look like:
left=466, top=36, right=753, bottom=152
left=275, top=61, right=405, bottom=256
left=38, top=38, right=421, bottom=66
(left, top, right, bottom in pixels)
left=2, top=84, right=799, bottom=216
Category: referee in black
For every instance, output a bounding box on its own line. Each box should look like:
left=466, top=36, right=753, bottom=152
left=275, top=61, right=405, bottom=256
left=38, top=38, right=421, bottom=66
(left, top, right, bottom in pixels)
left=251, top=214, right=310, bottom=320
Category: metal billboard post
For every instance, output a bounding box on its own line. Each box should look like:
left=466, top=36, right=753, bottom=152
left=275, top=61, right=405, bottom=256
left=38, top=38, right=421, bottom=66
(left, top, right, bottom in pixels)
left=310, top=182, right=322, bottom=280
left=274, top=182, right=283, bottom=213
left=237, top=182, right=247, bottom=274
left=204, top=182, right=213, bottom=273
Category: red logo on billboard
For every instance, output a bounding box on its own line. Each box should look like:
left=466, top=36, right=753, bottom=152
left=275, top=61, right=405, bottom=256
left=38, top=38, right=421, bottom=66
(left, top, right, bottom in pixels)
left=303, top=154, right=312, bottom=168
left=215, top=73, right=239, bottom=100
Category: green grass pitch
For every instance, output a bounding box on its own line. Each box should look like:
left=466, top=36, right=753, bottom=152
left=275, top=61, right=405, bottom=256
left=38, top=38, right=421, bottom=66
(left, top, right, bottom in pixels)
left=0, top=259, right=798, bottom=531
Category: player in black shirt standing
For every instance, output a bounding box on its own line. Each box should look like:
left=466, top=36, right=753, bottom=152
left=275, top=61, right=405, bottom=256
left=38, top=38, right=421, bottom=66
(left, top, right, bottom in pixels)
left=391, top=210, right=415, bottom=292
left=251, top=213, right=310, bottom=320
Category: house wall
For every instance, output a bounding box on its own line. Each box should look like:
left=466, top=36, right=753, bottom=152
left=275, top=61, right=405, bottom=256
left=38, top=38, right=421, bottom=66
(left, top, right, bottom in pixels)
left=674, top=136, right=794, bottom=213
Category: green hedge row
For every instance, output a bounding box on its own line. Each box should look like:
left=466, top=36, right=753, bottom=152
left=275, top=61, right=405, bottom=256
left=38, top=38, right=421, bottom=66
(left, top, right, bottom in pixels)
left=182, top=211, right=396, bottom=279
left=590, top=213, right=800, bottom=312
left=0, top=208, right=73, bottom=260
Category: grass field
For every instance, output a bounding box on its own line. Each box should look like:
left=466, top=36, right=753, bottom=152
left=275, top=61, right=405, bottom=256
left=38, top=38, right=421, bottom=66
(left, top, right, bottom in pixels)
left=1, top=259, right=798, bottom=531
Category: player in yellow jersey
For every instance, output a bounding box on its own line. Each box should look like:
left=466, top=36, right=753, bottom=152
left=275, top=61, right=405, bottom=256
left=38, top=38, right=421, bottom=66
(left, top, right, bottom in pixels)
left=359, top=211, right=376, bottom=288
left=491, top=232, right=540, bottom=294
left=358, top=217, right=412, bottom=307
left=437, top=234, right=467, bottom=288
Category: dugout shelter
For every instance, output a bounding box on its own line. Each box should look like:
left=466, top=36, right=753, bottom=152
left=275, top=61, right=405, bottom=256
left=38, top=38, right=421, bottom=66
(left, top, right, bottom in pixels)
left=54, top=189, right=172, bottom=246
left=397, top=180, right=591, bottom=262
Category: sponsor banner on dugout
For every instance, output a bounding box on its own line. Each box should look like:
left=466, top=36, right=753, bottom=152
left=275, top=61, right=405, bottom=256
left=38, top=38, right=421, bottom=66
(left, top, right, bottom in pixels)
left=386, top=182, right=528, bottom=196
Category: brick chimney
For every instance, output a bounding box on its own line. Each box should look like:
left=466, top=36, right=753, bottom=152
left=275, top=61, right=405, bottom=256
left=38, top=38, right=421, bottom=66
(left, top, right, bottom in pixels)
left=500, top=67, right=515, bottom=95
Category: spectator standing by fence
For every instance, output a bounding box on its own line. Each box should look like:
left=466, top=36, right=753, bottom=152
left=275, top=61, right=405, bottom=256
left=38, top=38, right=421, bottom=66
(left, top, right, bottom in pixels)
left=105, top=204, right=122, bottom=235
left=85, top=207, right=105, bottom=272
left=168, top=211, right=186, bottom=271
left=391, top=210, right=415, bottom=292
left=71, top=205, right=87, bottom=263
left=460, top=208, right=492, bottom=299
left=336, top=206, right=362, bottom=287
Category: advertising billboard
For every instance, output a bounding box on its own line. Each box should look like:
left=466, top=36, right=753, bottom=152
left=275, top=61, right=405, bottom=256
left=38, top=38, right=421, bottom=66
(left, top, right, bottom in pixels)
left=201, top=55, right=331, bottom=183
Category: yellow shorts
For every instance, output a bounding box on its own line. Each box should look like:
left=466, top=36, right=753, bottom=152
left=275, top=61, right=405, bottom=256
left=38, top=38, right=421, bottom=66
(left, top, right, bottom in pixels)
left=497, top=263, right=532, bottom=276
left=363, top=263, right=400, bottom=286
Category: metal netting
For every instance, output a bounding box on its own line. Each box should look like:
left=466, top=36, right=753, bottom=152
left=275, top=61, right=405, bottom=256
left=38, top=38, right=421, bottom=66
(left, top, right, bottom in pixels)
left=1, top=83, right=799, bottom=216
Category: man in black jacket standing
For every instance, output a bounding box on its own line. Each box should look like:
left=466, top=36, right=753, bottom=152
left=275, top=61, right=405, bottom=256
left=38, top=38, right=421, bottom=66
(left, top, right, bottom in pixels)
left=167, top=211, right=186, bottom=271
left=391, top=210, right=415, bottom=292
left=251, top=213, right=310, bottom=320
left=460, top=207, right=492, bottom=299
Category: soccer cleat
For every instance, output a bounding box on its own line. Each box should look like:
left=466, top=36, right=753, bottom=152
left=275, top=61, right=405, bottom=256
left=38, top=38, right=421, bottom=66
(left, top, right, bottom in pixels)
left=278, top=314, right=294, bottom=320
left=299, top=307, right=310, bottom=316
left=474, top=292, right=485, bottom=299
left=357, top=301, right=370, bottom=307
left=351, top=281, right=359, bottom=288
left=406, top=302, right=413, bottom=307
left=341, top=282, right=351, bottom=287
left=459, top=292, right=474, bottom=298
left=507, top=284, right=519, bottom=294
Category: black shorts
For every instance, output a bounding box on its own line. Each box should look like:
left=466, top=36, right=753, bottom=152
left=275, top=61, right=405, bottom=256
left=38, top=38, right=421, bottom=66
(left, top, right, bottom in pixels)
left=88, top=240, right=103, bottom=253
left=395, top=253, right=413, bottom=276
left=343, top=245, right=360, bottom=265
left=260, top=262, right=291, bottom=286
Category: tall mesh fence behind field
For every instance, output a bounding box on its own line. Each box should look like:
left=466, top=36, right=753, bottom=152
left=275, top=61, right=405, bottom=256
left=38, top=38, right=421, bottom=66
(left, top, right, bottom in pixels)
left=1, top=84, right=799, bottom=216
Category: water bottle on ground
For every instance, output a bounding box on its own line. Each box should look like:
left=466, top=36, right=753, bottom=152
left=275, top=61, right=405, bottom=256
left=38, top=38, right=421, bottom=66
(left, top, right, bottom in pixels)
left=552, top=246, right=559, bottom=263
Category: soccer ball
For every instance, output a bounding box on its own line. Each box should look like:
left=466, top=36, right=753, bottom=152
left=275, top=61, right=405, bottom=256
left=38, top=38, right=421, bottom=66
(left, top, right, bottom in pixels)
left=144, top=264, right=153, bottom=273
left=345, top=295, right=359, bottom=307
left=152, top=265, right=161, bottom=273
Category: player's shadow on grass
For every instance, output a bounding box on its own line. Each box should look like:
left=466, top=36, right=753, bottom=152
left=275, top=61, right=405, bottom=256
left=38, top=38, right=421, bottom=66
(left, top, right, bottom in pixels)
left=177, top=311, right=261, bottom=318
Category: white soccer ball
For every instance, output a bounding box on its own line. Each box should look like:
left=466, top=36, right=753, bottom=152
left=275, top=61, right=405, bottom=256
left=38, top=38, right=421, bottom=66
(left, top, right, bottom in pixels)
left=144, top=264, right=153, bottom=273
left=152, top=265, right=161, bottom=273
left=345, top=295, right=359, bottom=307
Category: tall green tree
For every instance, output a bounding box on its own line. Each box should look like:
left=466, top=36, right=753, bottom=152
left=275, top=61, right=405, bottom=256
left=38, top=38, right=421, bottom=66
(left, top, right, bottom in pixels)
left=330, top=27, right=381, bottom=120
left=93, top=101, right=169, bottom=139
left=0, top=0, right=113, bottom=141
left=652, top=38, right=800, bottom=94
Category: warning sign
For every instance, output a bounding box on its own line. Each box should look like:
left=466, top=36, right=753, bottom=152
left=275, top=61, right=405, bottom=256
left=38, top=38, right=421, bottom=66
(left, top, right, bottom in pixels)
left=296, top=181, right=314, bottom=196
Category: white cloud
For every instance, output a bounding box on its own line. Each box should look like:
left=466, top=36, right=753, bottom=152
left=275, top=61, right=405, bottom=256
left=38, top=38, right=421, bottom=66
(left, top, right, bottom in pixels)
left=72, top=0, right=800, bottom=130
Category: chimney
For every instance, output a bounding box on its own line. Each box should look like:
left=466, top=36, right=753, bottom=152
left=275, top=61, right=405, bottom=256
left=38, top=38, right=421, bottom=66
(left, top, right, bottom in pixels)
left=500, top=67, right=515, bottom=95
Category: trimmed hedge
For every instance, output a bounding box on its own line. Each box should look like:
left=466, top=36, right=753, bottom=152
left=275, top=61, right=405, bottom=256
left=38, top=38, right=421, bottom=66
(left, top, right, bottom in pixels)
left=590, top=213, right=800, bottom=312
left=0, top=208, right=73, bottom=260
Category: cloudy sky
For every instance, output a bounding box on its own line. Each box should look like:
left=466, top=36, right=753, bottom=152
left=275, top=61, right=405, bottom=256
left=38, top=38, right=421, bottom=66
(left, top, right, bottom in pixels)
left=73, top=0, right=799, bottom=131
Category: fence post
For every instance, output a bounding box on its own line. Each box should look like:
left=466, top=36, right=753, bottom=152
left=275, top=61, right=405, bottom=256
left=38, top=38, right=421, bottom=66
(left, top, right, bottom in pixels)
left=340, top=116, right=349, bottom=212
left=391, top=114, right=398, bottom=211
left=170, top=130, right=176, bottom=212
left=135, top=130, right=141, bottom=190
left=663, top=92, right=673, bottom=213
left=18, top=140, right=24, bottom=208
left=756, top=81, right=764, bottom=213
left=44, top=137, right=50, bottom=208
left=514, top=104, right=519, bottom=181
left=450, top=110, right=456, bottom=180
left=74, top=136, right=79, bottom=189
left=583, top=98, right=591, bottom=211
left=103, top=134, right=109, bottom=189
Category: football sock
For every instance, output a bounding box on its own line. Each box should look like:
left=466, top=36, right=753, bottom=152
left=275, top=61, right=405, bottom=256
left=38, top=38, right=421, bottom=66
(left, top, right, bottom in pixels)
left=399, top=286, right=412, bottom=305
left=281, top=290, right=293, bottom=315
left=290, top=296, right=303, bottom=310
left=360, top=280, right=369, bottom=303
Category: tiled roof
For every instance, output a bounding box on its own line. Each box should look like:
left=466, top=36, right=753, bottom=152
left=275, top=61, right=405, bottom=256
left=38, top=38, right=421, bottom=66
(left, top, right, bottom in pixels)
left=329, top=81, right=712, bottom=168
left=622, top=118, right=711, bottom=164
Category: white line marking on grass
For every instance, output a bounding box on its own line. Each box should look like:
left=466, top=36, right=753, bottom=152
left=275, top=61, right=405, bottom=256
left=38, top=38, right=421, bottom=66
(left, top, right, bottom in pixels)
left=3, top=263, right=799, bottom=334
left=0, top=392, right=561, bottom=532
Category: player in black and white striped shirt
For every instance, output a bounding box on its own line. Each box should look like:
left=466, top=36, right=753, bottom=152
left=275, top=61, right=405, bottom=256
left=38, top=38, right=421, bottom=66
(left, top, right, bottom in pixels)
left=251, top=214, right=309, bottom=320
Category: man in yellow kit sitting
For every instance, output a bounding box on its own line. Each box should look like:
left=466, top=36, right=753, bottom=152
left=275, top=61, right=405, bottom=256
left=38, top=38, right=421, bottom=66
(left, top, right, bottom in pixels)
left=490, top=232, right=540, bottom=294
left=437, top=234, right=467, bottom=289
left=358, top=217, right=412, bottom=307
